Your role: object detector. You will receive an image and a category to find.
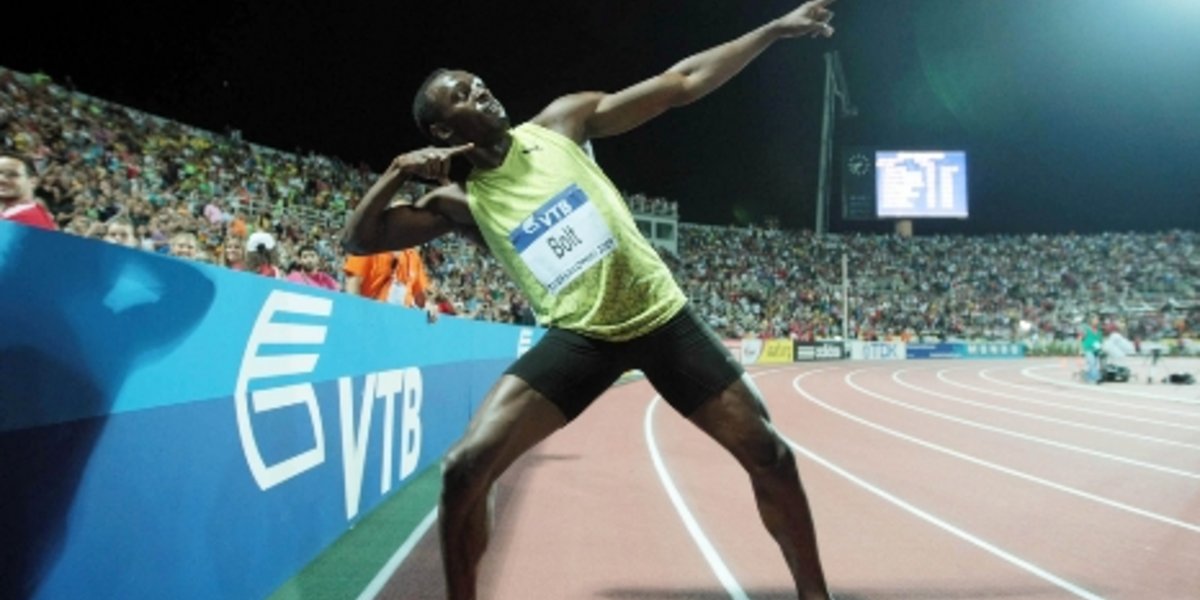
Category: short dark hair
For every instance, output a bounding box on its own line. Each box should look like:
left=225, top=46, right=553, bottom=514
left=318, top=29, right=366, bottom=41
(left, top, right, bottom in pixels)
left=0, top=152, right=38, bottom=178
left=412, top=68, right=450, bottom=142
left=297, top=244, right=318, bottom=256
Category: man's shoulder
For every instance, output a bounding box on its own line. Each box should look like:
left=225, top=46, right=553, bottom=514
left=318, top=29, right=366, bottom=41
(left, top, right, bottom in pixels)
left=1, top=202, right=56, bottom=230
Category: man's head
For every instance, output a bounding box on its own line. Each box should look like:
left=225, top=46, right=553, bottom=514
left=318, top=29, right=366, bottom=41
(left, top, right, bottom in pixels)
left=0, top=153, right=38, bottom=205
left=224, top=241, right=245, bottom=265
left=103, top=216, right=139, bottom=248
left=297, top=245, right=321, bottom=273
left=169, top=231, right=198, bottom=259
left=413, top=70, right=509, bottom=146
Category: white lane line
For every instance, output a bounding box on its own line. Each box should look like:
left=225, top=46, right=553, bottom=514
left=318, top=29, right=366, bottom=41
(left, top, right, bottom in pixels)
left=641, top=365, right=816, bottom=600
left=979, top=367, right=1200, bottom=416
left=644, top=395, right=750, bottom=600
left=790, top=373, right=1200, bottom=534
left=776, top=430, right=1104, bottom=598
left=357, top=507, right=439, bottom=600
left=1021, top=364, right=1200, bottom=405
left=356, top=365, right=812, bottom=600
left=843, top=370, right=1200, bottom=480
left=888, top=368, right=1200, bottom=452
left=938, top=369, right=1200, bottom=432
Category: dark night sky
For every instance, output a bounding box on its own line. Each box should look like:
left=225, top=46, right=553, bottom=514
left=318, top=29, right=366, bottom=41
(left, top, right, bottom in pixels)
left=7, top=0, right=1200, bottom=234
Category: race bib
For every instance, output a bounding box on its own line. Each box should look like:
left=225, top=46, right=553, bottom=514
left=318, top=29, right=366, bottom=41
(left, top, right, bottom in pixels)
left=509, top=184, right=617, bottom=295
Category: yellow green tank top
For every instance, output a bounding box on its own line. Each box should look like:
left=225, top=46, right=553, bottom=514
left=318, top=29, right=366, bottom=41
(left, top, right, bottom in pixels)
left=466, top=122, right=686, bottom=341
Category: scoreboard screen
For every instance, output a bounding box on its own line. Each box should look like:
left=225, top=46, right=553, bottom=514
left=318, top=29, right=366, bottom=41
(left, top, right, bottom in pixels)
left=875, top=151, right=968, bottom=219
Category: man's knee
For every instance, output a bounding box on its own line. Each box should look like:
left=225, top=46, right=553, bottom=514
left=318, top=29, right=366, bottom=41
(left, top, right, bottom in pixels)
left=442, top=446, right=489, bottom=499
left=741, top=434, right=797, bottom=477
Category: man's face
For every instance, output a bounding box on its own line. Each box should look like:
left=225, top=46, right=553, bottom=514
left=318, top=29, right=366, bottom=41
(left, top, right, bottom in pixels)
left=428, top=71, right=510, bottom=143
left=171, top=235, right=197, bottom=258
left=0, top=157, right=36, bottom=203
left=104, top=223, right=138, bottom=248
left=300, top=249, right=320, bottom=272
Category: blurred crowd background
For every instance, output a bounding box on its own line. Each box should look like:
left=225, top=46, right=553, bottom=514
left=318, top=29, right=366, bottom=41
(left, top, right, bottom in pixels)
left=3, top=68, right=1196, bottom=350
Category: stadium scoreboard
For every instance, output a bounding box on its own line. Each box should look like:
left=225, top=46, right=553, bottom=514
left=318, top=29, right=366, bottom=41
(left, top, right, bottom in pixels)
left=842, top=149, right=970, bottom=220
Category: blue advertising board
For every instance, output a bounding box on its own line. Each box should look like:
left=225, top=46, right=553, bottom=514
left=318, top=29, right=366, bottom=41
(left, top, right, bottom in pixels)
left=906, top=342, right=1025, bottom=360
left=0, top=222, right=542, bottom=599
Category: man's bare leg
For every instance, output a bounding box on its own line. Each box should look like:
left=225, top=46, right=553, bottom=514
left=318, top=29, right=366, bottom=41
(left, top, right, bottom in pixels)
left=439, top=375, right=566, bottom=600
left=688, top=375, right=831, bottom=600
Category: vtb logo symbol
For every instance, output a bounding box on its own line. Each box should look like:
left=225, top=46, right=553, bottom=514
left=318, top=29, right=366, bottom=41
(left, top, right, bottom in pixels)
left=235, top=290, right=332, bottom=491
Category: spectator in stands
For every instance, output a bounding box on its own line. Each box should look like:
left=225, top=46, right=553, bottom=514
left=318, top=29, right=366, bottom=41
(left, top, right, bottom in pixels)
left=286, top=244, right=339, bottom=290
left=245, top=231, right=283, bottom=278
left=2, top=66, right=1195, bottom=346
left=102, top=215, right=139, bottom=248
left=393, top=246, right=433, bottom=309
left=0, top=153, right=56, bottom=230
left=432, top=290, right=458, bottom=316
left=344, top=251, right=398, bottom=301
left=344, top=248, right=432, bottom=308
left=221, top=239, right=248, bottom=271
left=169, top=231, right=199, bottom=260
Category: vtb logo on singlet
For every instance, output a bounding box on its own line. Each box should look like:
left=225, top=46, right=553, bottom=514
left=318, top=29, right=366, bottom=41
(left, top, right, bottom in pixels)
left=509, top=184, right=617, bottom=295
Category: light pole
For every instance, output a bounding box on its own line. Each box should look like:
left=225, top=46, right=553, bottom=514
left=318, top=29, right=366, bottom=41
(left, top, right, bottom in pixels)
left=814, top=50, right=856, bottom=235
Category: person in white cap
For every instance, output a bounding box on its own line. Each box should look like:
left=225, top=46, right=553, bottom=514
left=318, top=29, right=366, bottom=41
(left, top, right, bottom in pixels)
left=245, top=231, right=282, bottom=278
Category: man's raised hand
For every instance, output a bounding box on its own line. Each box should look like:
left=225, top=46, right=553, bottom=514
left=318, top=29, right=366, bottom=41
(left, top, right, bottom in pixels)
left=390, top=143, right=474, bottom=182
left=775, top=0, right=836, bottom=39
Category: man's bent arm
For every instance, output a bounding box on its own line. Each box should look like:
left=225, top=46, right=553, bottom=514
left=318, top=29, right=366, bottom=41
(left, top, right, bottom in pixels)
left=342, top=144, right=474, bottom=254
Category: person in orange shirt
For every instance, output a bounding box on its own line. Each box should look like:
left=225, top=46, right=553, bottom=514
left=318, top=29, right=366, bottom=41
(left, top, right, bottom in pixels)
left=344, top=246, right=432, bottom=308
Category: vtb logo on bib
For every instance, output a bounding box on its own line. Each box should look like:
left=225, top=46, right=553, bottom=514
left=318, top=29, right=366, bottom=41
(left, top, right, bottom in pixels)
left=509, top=184, right=617, bottom=295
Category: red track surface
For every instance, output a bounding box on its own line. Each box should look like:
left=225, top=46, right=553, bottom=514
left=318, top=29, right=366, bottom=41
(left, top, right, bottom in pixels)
left=378, top=359, right=1200, bottom=599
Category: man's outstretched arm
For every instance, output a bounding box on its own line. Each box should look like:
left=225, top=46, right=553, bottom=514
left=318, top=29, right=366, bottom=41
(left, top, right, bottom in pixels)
left=342, top=143, right=473, bottom=254
left=533, top=0, right=836, bottom=143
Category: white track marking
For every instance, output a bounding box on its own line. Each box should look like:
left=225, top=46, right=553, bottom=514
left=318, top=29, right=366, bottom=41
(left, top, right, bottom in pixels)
left=843, top=370, right=1200, bottom=480
left=791, top=372, right=1200, bottom=534
left=644, top=395, right=750, bottom=600
left=358, top=507, right=439, bottom=600
left=778, top=432, right=1104, bottom=599
left=1019, top=364, right=1200, bottom=405
left=976, top=367, right=1200, bottom=416
left=937, top=369, right=1200, bottom=431
left=886, top=368, right=1200, bottom=451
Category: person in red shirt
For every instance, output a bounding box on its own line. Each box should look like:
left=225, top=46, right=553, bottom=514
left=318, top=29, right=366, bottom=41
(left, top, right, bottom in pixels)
left=0, top=153, right=56, bottom=230
left=286, top=245, right=339, bottom=291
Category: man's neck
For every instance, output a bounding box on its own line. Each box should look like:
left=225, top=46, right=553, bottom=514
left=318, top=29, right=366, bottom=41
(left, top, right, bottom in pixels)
left=468, top=132, right=513, bottom=171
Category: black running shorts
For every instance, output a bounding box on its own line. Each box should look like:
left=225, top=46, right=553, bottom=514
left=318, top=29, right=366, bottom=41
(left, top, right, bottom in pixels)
left=505, top=305, right=745, bottom=421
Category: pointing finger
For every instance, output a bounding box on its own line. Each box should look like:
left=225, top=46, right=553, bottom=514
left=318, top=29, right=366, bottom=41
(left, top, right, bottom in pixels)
left=446, top=142, right=475, bottom=156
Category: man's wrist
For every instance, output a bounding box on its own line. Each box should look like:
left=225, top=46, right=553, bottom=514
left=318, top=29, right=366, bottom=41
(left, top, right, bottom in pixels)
left=761, top=16, right=796, bottom=42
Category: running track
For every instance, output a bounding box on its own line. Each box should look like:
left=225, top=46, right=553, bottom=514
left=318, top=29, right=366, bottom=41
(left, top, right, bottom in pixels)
left=371, top=359, right=1200, bottom=599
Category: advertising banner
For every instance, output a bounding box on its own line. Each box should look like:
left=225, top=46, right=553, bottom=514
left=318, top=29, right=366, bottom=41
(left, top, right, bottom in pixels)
left=905, top=342, right=1026, bottom=359
left=0, top=223, right=541, bottom=600
left=740, top=338, right=764, bottom=365
left=794, top=341, right=845, bottom=362
left=759, top=339, right=795, bottom=364
left=849, top=341, right=907, bottom=361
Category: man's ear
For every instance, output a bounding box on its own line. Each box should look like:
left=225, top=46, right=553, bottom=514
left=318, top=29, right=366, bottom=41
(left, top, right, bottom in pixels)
left=430, top=123, right=453, bottom=143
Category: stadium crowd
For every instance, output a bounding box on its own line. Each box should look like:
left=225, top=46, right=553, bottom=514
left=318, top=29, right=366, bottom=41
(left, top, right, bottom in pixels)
left=3, top=68, right=1197, bottom=344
